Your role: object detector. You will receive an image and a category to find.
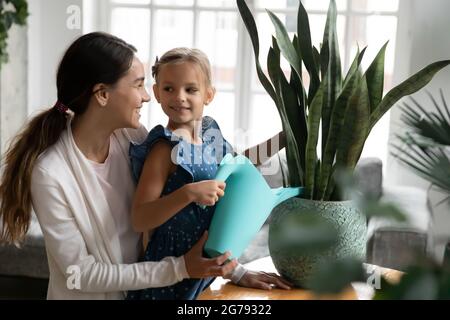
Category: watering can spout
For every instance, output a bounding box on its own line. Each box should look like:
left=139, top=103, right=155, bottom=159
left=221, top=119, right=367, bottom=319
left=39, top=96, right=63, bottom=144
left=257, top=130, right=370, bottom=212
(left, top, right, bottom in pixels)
left=273, top=187, right=303, bottom=207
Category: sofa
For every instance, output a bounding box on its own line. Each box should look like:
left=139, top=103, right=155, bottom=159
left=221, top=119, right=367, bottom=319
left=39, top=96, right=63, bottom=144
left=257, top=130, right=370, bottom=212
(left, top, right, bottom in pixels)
left=0, top=153, right=432, bottom=299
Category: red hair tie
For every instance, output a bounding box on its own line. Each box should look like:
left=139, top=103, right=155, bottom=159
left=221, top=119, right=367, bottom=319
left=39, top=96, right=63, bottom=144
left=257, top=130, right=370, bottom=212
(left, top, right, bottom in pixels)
left=54, top=101, right=68, bottom=114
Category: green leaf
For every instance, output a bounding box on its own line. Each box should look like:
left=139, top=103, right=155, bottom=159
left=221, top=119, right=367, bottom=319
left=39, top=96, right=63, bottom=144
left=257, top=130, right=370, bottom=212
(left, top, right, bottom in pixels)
left=363, top=201, right=408, bottom=222
left=401, top=94, right=450, bottom=146
left=391, top=140, right=450, bottom=195
left=267, top=10, right=302, bottom=79
left=365, top=42, right=388, bottom=113
left=321, top=0, right=342, bottom=156
left=375, top=266, right=440, bottom=300
left=312, top=46, right=321, bottom=77
left=305, top=82, right=325, bottom=198
left=297, top=0, right=320, bottom=101
left=370, top=60, right=450, bottom=132
left=343, top=46, right=367, bottom=86
left=267, top=43, right=304, bottom=186
left=307, top=258, right=365, bottom=294
left=318, top=51, right=365, bottom=199
left=236, top=0, right=278, bottom=104
left=269, top=211, right=339, bottom=254
left=336, top=73, right=370, bottom=171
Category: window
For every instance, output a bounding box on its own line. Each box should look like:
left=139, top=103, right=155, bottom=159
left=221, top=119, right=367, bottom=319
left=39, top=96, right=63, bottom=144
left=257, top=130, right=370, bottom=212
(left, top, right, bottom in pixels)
left=104, top=0, right=399, bottom=163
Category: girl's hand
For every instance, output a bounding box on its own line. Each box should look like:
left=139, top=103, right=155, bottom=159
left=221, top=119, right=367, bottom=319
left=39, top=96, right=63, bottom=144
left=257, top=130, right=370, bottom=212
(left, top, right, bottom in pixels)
left=184, top=231, right=238, bottom=278
left=186, top=180, right=226, bottom=206
left=237, top=271, right=293, bottom=290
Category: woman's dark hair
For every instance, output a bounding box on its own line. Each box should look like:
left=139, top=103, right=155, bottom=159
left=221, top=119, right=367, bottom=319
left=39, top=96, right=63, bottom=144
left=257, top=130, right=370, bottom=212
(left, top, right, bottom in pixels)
left=0, top=32, right=137, bottom=244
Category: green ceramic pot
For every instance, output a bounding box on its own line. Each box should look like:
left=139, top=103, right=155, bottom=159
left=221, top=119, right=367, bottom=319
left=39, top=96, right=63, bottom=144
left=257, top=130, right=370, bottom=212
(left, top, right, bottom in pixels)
left=268, top=197, right=367, bottom=288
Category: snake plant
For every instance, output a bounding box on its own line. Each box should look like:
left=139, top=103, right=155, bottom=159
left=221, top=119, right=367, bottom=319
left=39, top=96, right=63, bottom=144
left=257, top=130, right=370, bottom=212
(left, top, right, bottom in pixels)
left=237, top=0, right=450, bottom=200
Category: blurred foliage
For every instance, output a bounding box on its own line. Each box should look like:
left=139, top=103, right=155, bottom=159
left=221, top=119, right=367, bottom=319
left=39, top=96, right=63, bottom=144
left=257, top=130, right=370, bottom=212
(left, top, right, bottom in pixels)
left=375, top=259, right=450, bottom=300
left=269, top=210, right=339, bottom=254
left=0, top=0, right=29, bottom=69
left=392, top=89, right=450, bottom=205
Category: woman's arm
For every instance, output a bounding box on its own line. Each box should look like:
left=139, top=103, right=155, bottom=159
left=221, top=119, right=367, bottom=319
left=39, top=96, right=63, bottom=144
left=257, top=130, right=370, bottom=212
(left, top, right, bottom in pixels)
left=132, top=141, right=225, bottom=233
left=31, top=165, right=188, bottom=293
left=31, top=164, right=236, bottom=294
left=242, top=131, right=286, bottom=167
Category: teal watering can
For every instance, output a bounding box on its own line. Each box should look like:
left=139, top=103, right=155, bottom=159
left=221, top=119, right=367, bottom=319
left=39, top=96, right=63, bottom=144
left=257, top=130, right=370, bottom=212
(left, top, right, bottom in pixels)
left=204, top=153, right=303, bottom=259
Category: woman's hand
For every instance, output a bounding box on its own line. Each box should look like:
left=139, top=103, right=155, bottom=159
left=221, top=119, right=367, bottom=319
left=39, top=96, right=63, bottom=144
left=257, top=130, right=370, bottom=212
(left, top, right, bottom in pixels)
left=185, top=180, right=226, bottom=206
left=184, top=231, right=237, bottom=278
left=237, top=270, right=292, bottom=290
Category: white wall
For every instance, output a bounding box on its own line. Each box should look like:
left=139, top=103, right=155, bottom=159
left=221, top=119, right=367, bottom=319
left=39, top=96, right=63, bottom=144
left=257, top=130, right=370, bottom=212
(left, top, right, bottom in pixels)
left=0, top=25, right=28, bottom=155
left=387, top=0, right=450, bottom=262
left=28, top=0, right=83, bottom=115
left=387, top=0, right=450, bottom=187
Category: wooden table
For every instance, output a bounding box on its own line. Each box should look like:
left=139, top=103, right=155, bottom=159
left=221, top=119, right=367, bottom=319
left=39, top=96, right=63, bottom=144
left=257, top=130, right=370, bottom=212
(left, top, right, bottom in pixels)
left=198, top=256, right=403, bottom=300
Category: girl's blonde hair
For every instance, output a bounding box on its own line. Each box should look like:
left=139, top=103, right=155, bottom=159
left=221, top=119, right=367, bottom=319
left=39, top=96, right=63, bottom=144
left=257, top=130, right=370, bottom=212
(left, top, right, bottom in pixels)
left=152, top=48, right=213, bottom=87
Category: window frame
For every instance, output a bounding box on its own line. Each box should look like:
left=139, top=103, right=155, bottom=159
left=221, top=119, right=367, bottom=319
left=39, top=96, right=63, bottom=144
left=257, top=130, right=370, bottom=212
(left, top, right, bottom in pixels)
left=101, top=0, right=401, bottom=157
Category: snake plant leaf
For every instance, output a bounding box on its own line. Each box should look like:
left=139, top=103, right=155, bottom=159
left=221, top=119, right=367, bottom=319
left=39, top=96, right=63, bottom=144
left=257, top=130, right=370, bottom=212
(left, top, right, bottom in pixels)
left=297, top=0, right=320, bottom=102
left=268, top=37, right=305, bottom=148
left=313, top=46, right=321, bottom=77
left=280, top=75, right=307, bottom=184
left=343, top=46, right=367, bottom=87
left=267, top=45, right=304, bottom=186
left=267, top=10, right=302, bottom=80
left=268, top=33, right=307, bottom=182
left=236, top=0, right=277, bottom=104
left=290, top=35, right=307, bottom=110
left=336, top=73, right=370, bottom=170
left=365, top=41, right=388, bottom=113
left=267, top=40, right=282, bottom=98
left=318, top=51, right=366, bottom=199
left=321, top=0, right=342, bottom=154
left=324, top=165, right=337, bottom=201
left=370, top=60, right=450, bottom=131
left=305, top=82, right=325, bottom=198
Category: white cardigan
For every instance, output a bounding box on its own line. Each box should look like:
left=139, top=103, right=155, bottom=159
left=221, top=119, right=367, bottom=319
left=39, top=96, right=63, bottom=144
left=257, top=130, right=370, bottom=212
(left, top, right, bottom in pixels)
left=30, top=119, right=188, bottom=300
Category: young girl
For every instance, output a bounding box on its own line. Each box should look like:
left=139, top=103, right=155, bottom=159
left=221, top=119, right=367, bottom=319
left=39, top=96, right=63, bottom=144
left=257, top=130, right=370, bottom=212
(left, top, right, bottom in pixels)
left=126, top=48, right=289, bottom=300
left=0, top=33, right=240, bottom=300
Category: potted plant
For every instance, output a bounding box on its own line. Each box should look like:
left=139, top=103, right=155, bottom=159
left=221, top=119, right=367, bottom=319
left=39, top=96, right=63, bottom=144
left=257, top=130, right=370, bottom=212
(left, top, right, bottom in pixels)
left=392, top=89, right=449, bottom=204
left=392, top=89, right=450, bottom=263
left=237, top=0, right=450, bottom=287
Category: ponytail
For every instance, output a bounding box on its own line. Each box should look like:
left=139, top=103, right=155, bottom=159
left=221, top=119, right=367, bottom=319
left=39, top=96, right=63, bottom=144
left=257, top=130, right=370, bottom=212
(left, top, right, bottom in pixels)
left=0, top=108, right=67, bottom=244
left=0, top=31, right=136, bottom=245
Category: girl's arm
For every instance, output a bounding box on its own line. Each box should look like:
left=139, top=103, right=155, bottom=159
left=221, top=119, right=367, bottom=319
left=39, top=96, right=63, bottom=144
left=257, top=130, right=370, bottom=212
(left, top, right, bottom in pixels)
left=132, top=141, right=225, bottom=233
left=242, top=131, right=286, bottom=167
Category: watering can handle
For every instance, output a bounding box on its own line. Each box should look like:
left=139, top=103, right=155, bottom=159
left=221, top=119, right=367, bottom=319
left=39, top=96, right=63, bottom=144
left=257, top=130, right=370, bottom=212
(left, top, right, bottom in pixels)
left=198, top=154, right=236, bottom=209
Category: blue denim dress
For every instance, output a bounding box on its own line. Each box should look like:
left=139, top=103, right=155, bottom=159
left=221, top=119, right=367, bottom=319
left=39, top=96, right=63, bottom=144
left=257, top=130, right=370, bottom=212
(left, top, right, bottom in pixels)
left=126, top=116, right=233, bottom=300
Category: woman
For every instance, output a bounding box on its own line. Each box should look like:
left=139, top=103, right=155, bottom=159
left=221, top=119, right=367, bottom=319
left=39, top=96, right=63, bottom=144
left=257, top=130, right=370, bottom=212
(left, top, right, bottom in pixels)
left=0, top=32, right=290, bottom=299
